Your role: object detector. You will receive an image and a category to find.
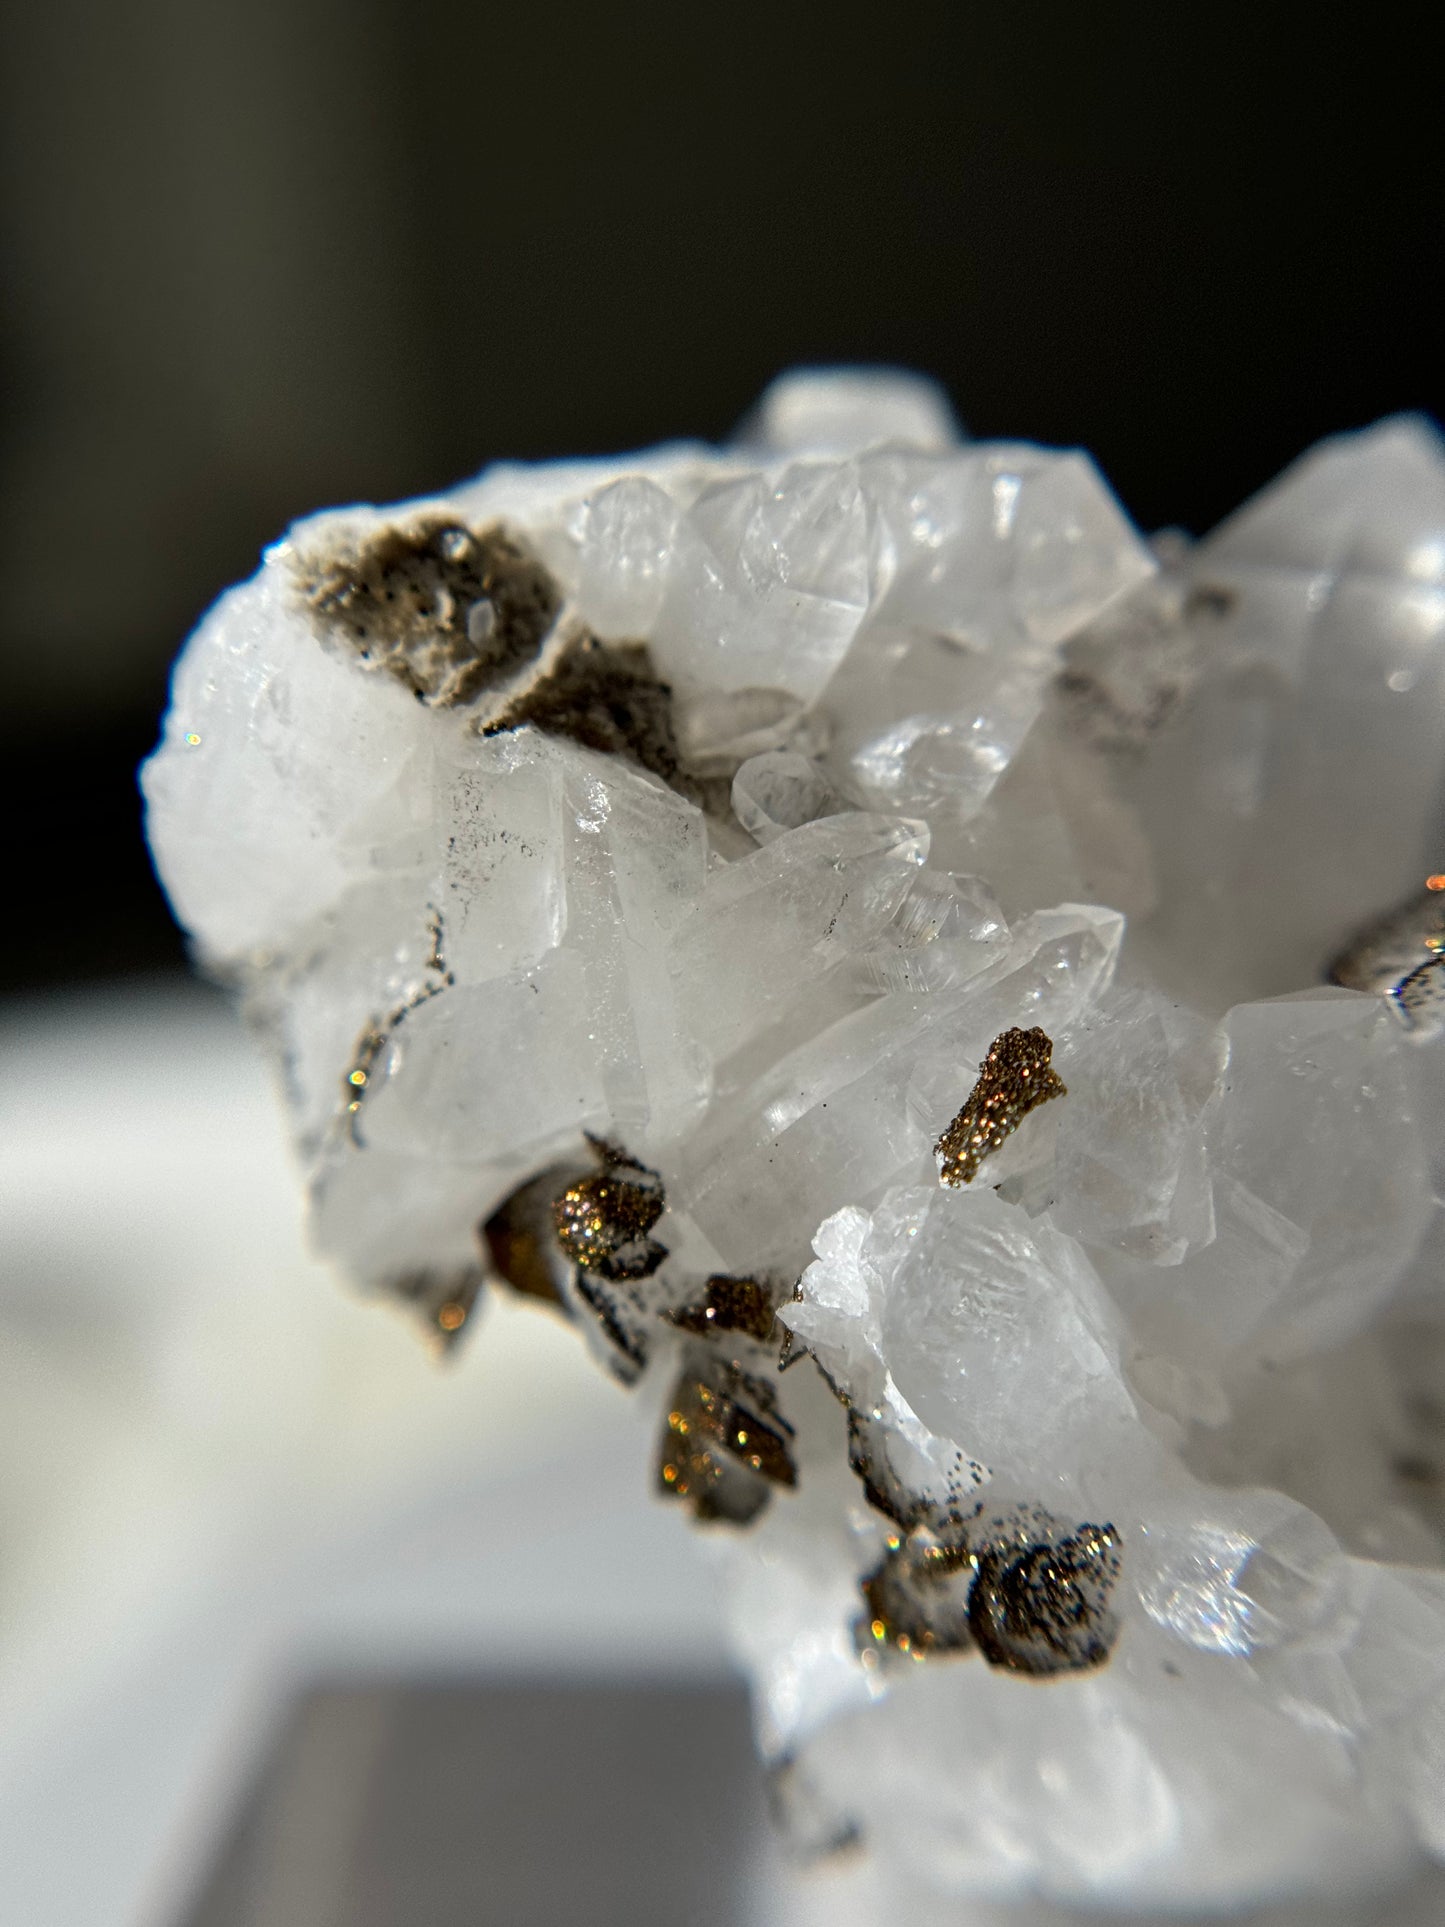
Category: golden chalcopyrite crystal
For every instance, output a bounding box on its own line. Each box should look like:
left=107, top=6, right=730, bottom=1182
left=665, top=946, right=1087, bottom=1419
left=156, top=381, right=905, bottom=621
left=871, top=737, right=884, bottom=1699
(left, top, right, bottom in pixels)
left=934, top=1026, right=1066, bottom=1187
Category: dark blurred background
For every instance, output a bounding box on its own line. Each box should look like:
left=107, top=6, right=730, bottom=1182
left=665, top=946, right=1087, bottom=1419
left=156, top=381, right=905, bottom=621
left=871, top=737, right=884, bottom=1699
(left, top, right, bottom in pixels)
left=1, top=6, right=1438, bottom=995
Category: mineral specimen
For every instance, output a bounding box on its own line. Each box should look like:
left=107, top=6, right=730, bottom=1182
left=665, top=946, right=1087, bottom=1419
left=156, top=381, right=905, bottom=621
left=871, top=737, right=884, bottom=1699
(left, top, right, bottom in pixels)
left=143, top=369, right=1445, bottom=1913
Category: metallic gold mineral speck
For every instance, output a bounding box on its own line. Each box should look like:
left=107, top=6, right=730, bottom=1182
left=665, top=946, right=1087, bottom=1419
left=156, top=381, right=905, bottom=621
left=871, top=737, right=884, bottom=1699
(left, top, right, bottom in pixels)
left=934, top=1026, right=1066, bottom=1187
left=552, top=1173, right=662, bottom=1269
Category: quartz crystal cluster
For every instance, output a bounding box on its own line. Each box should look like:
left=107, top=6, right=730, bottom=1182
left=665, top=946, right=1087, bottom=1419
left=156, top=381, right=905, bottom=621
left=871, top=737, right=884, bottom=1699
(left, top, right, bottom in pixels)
left=143, top=370, right=1445, bottom=1913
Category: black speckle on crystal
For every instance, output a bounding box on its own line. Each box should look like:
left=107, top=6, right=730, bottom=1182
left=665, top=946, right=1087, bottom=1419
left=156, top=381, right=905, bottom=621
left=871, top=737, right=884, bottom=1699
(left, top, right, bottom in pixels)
left=850, top=1496, right=1122, bottom=1675
left=967, top=1519, right=1121, bottom=1677
left=844, top=1405, right=986, bottom=1534
left=574, top=1270, right=652, bottom=1381
left=765, top=1755, right=864, bottom=1861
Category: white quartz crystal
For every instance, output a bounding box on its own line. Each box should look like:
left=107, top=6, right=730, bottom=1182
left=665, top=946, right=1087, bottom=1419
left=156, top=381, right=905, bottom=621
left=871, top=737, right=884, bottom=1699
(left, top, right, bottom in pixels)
left=144, top=369, right=1445, bottom=1916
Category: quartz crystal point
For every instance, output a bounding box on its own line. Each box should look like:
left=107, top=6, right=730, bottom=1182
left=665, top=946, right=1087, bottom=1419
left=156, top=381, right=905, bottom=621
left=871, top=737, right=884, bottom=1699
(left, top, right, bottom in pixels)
left=144, top=370, right=1445, bottom=1914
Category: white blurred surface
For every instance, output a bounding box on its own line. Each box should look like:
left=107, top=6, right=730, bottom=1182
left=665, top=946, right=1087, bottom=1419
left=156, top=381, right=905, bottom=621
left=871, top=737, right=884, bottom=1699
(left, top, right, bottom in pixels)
left=0, top=981, right=756, bottom=1926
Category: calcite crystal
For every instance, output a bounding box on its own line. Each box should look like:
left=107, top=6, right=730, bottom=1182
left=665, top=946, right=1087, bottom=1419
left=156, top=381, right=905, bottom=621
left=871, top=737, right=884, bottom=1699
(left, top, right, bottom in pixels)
left=144, top=371, right=1445, bottom=1913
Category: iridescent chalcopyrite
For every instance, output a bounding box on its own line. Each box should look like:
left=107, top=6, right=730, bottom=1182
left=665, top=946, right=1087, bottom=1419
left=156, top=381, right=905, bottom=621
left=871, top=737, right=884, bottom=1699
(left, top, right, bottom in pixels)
left=658, top=1353, right=797, bottom=1525
left=481, top=1136, right=669, bottom=1384
left=858, top=1508, right=1121, bottom=1676
left=144, top=369, right=1445, bottom=1914
left=934, top=1025, right=1067, bottom=1186
left=551, top=1136, right=667, bottom=1280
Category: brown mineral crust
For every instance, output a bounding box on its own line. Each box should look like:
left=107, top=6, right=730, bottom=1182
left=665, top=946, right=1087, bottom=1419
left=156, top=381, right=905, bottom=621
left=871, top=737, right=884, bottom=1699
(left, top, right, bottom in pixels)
left=935, top=1025, right=1066, bottom=1187
left=1053, top=556, right=1211, bottom=755
left=730, top=1408, right=797, bottom=1486
left=481, top=1184, right=569, bottom=1308
left=296, top=517, right=560, bottom=706
left=668, top=1274, right=778, bottom=1343
left=481, top=629, right=700, bottom=802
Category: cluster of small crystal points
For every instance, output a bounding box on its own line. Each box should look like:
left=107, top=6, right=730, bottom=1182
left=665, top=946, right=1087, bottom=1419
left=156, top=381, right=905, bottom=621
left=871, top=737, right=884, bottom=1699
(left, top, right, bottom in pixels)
left=144, top=370, right=1445, bottom=1911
